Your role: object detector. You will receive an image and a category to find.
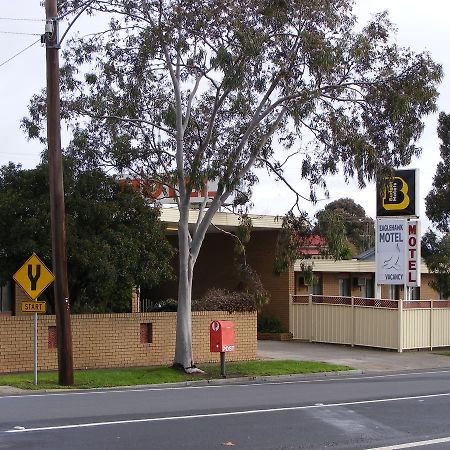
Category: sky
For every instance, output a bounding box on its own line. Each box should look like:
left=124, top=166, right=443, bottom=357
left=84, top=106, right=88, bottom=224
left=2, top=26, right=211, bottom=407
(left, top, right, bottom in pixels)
left=0, top=1, right=449, bottom=229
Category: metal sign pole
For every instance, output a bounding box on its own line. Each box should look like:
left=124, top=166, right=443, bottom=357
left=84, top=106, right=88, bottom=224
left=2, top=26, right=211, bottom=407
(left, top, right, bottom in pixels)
left=34, top=312, right=38, bottom=385
left=220, top=352, right=226, bottom=378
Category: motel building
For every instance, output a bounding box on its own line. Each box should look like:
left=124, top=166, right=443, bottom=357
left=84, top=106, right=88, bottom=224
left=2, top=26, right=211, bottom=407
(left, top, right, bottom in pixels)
left=153, top=209, right=448, bottom=353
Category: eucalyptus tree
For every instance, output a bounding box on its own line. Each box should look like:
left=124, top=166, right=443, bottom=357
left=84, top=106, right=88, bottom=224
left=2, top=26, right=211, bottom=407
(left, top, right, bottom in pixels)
left=426, top=112, right=450, bottom=232
left=423, top=113, right=450, bottom=298
left=24, top=0, right=441, bottom=370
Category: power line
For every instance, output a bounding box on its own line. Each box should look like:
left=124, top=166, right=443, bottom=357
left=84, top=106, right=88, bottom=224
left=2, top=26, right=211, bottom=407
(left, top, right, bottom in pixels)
left=0, top=17, right=44, bottom=22
left=0, top=31, right=41, bottom=36
left=0, top=38, right=41, bottom=69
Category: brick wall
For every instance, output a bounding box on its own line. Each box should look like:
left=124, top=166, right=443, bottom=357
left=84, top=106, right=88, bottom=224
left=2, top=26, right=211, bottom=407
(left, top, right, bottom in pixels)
left=0, top=311, right=256, bottom=374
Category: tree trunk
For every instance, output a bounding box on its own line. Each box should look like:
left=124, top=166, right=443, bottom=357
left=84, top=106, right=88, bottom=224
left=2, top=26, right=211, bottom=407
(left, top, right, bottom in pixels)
left=174, top=214, right=194, bottom=369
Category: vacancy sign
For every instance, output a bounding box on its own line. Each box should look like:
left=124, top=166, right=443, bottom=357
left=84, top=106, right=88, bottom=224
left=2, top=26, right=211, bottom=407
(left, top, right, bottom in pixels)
left=13, top=253, right=55, bottom=300
left=406, top=220, right=421, bottom=287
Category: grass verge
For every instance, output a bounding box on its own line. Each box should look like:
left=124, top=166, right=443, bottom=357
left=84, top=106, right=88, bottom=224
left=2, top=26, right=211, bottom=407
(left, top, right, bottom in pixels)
left=434, top=351, right=450, bottom=356
left=0, top=360, right=352, bottom=390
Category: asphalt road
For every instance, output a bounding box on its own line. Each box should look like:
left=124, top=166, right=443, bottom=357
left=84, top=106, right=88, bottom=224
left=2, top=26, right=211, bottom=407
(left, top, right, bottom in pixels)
left=2, top=370, right=450, bottom=449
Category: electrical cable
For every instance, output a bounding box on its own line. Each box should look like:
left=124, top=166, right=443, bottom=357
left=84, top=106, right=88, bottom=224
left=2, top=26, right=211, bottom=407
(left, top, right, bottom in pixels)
left=0, top=17, right=44, bottom=22
left=0, top=38, right=41, bottom=69
left=0, top=31, right=41, bottom=36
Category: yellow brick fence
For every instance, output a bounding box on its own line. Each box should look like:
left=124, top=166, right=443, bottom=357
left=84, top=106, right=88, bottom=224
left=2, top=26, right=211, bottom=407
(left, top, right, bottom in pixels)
left=0, top=311, right=256, bottom=374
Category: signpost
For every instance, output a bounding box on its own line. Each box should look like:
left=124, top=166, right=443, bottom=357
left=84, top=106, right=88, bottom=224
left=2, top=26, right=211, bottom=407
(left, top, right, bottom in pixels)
left=13, top=254, right=54, bottom=385
left=375, top=169, right=420, bottom=353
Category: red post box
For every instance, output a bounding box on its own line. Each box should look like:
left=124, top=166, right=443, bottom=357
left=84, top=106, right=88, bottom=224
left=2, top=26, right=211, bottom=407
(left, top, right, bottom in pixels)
left=210, top=321, right=235, bottom=353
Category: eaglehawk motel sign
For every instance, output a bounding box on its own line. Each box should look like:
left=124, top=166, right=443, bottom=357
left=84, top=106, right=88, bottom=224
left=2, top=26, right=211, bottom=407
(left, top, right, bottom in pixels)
left=375, top=169, right=420, bottom=294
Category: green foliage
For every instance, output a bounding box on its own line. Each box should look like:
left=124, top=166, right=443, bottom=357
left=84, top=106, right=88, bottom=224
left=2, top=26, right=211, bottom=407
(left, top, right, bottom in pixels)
left=0, top=161, right=174, bottom=312
left=273, top=209, right=353, bottom=276
left=315, top=209, right=352, bottom=260
left=193, top=288, right=257, bottom=313
left=257, top=314, right=287, bottom=333
left=315, top=198, right=375, bottom=254
left=24, top=0, right=441, bottom=207
left=234, top=214, right=252, bottom=255
left=422, top=231, right=450, bottom=299
left=273, top=211, right=313, bottom=275
left=426, top=112, right=450, bottom=232
left=423, top=113, right=450, bottom=299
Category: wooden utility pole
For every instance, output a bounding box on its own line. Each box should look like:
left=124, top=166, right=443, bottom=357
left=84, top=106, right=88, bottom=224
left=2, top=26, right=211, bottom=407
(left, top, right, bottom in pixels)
left=45, top=0, right=74, bottom=386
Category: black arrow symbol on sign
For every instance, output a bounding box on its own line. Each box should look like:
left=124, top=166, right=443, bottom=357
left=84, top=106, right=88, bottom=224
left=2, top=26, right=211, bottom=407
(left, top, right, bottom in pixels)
left=27, top=264, right=41, bottom=291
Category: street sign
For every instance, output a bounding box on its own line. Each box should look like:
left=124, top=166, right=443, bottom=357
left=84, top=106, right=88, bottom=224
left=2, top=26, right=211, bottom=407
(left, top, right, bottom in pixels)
left=21, top=301, right=46, bottom=314
left=13, top=253, right=55, bottom=300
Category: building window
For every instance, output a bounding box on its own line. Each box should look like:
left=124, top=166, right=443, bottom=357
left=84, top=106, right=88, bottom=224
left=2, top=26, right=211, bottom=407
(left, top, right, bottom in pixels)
left=411, top=287, right=420, bottom=300
left=361, top=278, right=375, bottom=299
left=312, top=274, right=323, bottom=295
left=296, top=273, right=322, bottom=295
left=339, top=278, right=351, bottom=297
left=389, top=285, right=401, bottom=300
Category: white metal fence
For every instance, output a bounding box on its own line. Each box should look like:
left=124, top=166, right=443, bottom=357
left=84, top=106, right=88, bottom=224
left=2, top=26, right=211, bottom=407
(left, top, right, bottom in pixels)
left=290, top=295, right=450, bottom=351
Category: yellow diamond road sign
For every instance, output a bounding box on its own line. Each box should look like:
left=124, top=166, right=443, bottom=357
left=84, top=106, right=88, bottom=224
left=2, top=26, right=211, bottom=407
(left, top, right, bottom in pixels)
left=13, top=253, right=55, bottom=300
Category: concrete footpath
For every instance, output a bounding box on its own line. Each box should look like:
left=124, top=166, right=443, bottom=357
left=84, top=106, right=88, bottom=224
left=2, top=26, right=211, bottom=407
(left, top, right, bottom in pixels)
left=258, top=340, right=450, bottom=372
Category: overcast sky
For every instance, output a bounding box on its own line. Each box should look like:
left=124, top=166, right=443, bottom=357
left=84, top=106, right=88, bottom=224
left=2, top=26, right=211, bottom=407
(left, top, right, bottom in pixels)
left=0, top=1, right=449, bottom=229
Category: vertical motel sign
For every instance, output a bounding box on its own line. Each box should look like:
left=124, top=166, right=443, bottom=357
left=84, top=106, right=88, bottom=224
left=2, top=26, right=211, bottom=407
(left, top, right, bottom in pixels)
left=376, top=169, right=420, bottom=289
left=406, top=219, right=420, bottom=287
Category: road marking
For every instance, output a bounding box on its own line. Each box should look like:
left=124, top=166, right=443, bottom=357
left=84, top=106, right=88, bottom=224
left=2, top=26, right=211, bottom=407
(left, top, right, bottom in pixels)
left=5, top=391, right=450, bottom=433
left=366, top=435, right=450, bottom=449
left=1, top=369, right=450, bottom=400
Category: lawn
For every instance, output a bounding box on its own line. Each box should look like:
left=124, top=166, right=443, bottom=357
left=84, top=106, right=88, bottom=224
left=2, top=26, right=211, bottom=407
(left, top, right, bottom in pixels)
left=0, top=360, right=352, bottom=390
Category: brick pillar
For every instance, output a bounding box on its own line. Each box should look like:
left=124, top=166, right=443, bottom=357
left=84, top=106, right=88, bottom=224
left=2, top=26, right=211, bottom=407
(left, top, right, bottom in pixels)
left=131, top=287, right=140, bottom=313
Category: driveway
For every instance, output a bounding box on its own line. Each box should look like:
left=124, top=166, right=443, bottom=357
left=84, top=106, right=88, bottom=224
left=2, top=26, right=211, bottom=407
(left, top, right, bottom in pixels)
left=258, top=340, right=450, bottom=373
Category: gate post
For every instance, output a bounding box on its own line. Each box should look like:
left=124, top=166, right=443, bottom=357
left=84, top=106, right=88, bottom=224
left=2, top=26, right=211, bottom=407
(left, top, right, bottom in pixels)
left=289, top=294, right=293, bottom=336
left=398, top=298, right=403, bottom=353
left=351, top=296, right=355, bottom=347
left=309, top=293, right=313, bottom=343
left=430, top=299, right=433, bottom=351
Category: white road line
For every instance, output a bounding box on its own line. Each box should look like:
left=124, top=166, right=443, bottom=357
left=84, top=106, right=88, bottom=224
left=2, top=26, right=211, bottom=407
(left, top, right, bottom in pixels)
left=366, top=435, right=450, bottom=449
left=5, top=391, right=450, bottom=434
left=1, top=369, right=450, bottom=400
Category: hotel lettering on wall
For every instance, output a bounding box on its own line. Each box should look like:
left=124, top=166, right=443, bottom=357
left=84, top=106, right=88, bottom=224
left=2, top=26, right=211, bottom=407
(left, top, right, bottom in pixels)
left=376, top=169, right=419, bottom=217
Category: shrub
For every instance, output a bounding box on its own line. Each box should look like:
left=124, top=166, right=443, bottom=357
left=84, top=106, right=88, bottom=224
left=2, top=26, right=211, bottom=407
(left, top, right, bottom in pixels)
left=257, top=314, right=287, bottom=333
left=193, top=288, right=257, bottom=313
